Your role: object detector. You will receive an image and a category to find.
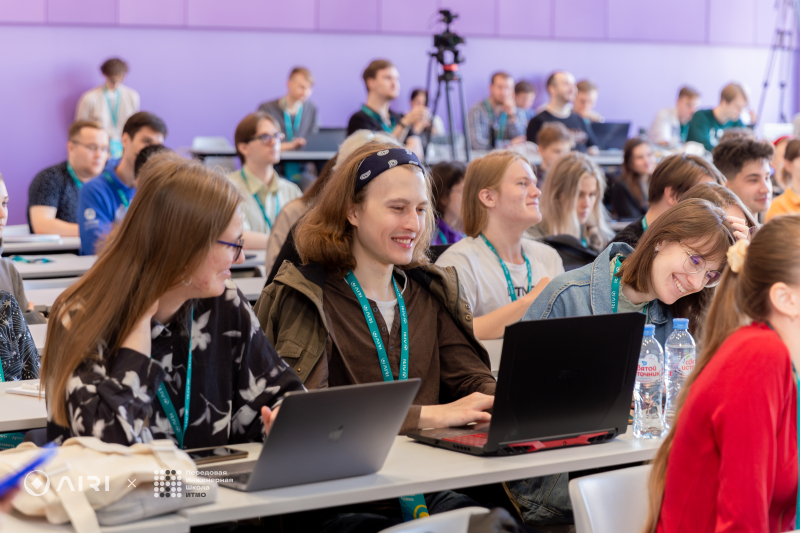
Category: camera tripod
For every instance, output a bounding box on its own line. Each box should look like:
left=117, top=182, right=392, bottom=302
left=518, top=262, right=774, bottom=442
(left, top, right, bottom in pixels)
left=755, top=0, right=800, bottom=125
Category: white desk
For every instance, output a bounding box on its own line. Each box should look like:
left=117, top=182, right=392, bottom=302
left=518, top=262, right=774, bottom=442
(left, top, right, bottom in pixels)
left=238, top=249, right=266, bottom=271
left=480, top=339, right=502, bottom=373
left=15, top=256, right=96, bottom=280
left=30, top=324, right=47, bottom=354
left=179, top=429, right=659, bottom=525
left=0, top=380, right=46, bottom=432
left=3, top=237, right=81, bottom=255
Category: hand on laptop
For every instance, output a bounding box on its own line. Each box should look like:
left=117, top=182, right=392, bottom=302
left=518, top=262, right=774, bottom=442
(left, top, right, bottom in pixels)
left=418, top=392, right=493, bottom=429
left=261, top=405, right=280, bottom=435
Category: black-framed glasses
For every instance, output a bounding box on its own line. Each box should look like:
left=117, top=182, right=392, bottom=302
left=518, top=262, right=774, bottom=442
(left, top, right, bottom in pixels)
left=70, top=140, right=110, bottom=154
left=217, top=238, right=244, bottom=261
left=679, top=241, right=722, bottom=287
left=249, top=132, right=285, bottom=145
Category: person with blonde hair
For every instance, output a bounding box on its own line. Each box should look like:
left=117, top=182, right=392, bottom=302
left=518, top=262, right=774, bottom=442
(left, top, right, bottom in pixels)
left=254, top=141, right=500, bottom=528
left=643, top=216, right=800, bottom=532
left=435, top=151, right=564, bottom=340
left=686, top=82, right=748, bottom=151
left=528, top=152, right=614, bottom=253
left=43, top=153, right=304, bottom=447
left=766, top=138, right=800, bottom=221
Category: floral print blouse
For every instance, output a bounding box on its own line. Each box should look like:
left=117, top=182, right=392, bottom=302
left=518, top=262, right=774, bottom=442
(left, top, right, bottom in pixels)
left=0, top=290, right=39, bottom=381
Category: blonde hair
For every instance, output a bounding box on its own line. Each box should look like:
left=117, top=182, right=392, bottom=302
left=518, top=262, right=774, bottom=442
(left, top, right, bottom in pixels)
left=295, top=142, right=433, bottom=277
left=536, top=152, right=613, bottom=252
left=462, top=151, right=530, bottom=237
left=642, top=216, right=800, bottom=533
left=42, top=153, right=244, bottom=427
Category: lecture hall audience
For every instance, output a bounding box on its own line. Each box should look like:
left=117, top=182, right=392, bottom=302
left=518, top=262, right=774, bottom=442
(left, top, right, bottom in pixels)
left=468, top=72, right=528, bottom=150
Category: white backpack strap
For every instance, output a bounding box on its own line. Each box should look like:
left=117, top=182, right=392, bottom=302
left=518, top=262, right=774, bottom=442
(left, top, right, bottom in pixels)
left=55, top=483, right=101, bottom=533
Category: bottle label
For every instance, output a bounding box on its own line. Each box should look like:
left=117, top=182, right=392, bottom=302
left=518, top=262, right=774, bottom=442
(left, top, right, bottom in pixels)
left=637, top=354, right=663, bottom=383
left=679, top=353, right=696, bottom=374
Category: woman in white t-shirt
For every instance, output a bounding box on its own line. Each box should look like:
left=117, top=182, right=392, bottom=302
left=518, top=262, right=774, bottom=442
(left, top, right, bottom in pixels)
left=436, top=151, right=564, bottom=339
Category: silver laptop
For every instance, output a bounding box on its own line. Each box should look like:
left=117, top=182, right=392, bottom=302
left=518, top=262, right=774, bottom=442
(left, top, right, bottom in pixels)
left=200, top=379, right=420, bottom=491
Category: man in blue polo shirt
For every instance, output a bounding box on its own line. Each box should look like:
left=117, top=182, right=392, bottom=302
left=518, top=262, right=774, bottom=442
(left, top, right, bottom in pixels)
left=78, top=111, right=167, bottom=255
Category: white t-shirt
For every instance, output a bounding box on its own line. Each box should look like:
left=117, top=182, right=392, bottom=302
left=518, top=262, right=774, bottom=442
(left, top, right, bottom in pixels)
left=435, top=236, right=564, bottom=318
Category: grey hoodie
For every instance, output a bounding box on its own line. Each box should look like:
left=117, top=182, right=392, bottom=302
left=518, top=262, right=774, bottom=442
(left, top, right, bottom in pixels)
left=0, top=239, right=47, bottom=325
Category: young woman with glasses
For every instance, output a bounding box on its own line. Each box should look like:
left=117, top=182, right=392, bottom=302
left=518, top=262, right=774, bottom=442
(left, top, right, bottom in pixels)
left=42, top=153, right=304, bottom=447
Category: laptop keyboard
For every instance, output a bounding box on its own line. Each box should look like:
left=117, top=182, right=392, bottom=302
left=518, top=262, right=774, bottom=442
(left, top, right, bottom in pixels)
left=442, top=433, right=488, bottom=447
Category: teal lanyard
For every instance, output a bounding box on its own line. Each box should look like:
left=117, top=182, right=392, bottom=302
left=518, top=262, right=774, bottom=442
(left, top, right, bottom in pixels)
left=361, top=105, right=396, bottom=134
left=103, top=87, right=120, bottom=128
left=156, top=305, right=194, bottom=449
left=241, top=170, right=280, bottom=230
left=483, top=100, right=507, bottom=142
left=610, top=255, right=649, bottom=318
left=66, top=162, right=83, bottom=190
left=344, top=271, right=426, bottom=521
left=281, top=100, right=303, bottom=142
left=480, top=234, right=531, bottom=302
left=641, top=217, right=648, bottom=232
left=104, top=172, right=130, bottom=208
left=345, top=271, right=409, bottom=381
left=436, top=227, right=448, bottom=245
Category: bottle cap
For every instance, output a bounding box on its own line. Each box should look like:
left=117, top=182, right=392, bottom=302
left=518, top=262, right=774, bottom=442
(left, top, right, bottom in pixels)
left=643, top=324, right=655, bottom=336
left=673, top=318, right=689, bottom=330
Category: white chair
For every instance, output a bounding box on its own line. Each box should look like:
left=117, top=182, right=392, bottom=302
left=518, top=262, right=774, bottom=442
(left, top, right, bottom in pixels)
left=569, top=464, right=651, bottom=533
left=4, top=224, right=31, bottom=236
left=379, top=507, right=489, bottom=533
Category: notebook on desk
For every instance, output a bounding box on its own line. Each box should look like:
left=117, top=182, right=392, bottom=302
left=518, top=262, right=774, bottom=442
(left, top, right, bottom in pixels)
left=407, top=313, right=645, bottom=456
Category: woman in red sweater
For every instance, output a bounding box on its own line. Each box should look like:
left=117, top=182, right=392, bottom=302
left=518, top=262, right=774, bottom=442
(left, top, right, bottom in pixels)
left=644, top=215, right=800, bottom=533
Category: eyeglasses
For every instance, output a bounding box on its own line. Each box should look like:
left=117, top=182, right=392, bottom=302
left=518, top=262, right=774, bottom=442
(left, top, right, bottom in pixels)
left=678, top=241, right=722, bottom=287
left=249, top=132, right=285, bottom=145
left=71, top=141, right=110, bottom=154
left=217, top=238, right=244, bottom=261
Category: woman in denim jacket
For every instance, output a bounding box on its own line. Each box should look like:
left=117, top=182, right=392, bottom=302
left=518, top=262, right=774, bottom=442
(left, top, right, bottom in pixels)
left=505, top=199, right=736, bottom=526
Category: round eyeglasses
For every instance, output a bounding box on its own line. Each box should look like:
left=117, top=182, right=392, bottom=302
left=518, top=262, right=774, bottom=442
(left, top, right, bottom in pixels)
left=679, top=241, right=722, bottom=287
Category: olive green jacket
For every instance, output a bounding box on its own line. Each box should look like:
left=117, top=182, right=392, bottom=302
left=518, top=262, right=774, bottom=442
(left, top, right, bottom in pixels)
left=253, top=261, right=491, bottom=384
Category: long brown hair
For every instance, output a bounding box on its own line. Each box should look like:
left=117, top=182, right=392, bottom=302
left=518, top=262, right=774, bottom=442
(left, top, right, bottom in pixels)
left=295, top=142, right=434, bottom=277
left=781, top=139, right=800, bottom=188
left=680, top=182, right=757, bottom=229
left=619, top=199, right=735, bottom=335
left=647, top=153, right=725, bottom=204
left=42, top=153, right=244, bottom=426
left=462, top=150, right=529, bottom=237
left=620, top=138, right=651, bottom=206
left=537, top=152, right=613, bottom=252
left=642, top=215, right=800, bottom=533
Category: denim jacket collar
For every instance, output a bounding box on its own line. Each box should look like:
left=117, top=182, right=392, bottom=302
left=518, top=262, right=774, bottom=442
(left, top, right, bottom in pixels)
left=590, top=242, right=668, bottom=325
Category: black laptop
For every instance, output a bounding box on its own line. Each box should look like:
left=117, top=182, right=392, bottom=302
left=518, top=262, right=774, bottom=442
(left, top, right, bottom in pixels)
left=590, top=122, right=630, bottom=150
left=408, top=313, right=645, bottom=456
left=300, top=127, right=347, bottom=152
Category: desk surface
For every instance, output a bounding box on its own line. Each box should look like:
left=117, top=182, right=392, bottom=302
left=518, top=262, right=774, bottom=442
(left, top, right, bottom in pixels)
left=0, top=379, right=47, bottom=432
left=2, top=511, right=189, bottom=533
left=180, top=429, right=660, bottom=525
left=2, top=237, right=81, bottom=255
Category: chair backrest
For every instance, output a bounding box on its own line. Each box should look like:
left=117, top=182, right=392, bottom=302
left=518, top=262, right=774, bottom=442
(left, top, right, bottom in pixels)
left=191, top=136, right=233, bottom=151
left=379, top=507, right=489, bottom=533
left=569, top=464, right=651, bottom=533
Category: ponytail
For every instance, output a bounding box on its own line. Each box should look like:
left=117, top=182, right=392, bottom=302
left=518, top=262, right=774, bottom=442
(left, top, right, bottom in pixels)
left=642, top=240, right=750, bottom=533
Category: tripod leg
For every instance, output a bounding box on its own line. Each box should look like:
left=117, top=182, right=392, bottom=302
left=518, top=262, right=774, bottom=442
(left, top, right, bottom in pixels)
left=444, top=79, right=457, bottom=161
left=457, top=74, right=472, bottom=162
left=756, top=0, right=791, bottom=125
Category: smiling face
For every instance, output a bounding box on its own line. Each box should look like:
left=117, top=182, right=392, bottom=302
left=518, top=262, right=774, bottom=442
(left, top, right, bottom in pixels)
left=484, top=159, right=542, bottom=229
left=187, top=208, right=245, bottom=298
left=576, top=174, right=599, bottom=225
left=727, top=158, right=772, bottom=215
left=348, top=166, right=429, bottom=268
left=650, top=240, right=723, bottom=305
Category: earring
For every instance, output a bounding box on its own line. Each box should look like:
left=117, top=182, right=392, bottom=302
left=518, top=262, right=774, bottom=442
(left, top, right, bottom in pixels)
left=655, top=245, right=659, bottom=252
left=181, top=276, right=192, bottom=287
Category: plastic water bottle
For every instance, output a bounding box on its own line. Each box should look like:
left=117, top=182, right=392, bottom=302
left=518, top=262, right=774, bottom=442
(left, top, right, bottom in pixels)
left=664, top=318, right=696, bottom=431
left=634, top=325, right=664, bottom=438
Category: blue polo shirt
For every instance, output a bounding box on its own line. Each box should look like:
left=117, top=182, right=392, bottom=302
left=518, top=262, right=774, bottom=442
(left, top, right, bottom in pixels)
left=77, top=162, right=135, bottom=255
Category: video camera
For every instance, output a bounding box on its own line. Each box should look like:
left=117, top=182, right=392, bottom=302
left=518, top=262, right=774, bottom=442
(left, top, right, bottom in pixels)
left=432, top=10, right=465, bottom=65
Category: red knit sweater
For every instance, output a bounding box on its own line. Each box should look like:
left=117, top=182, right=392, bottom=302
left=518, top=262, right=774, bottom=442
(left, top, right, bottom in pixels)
left=658, top=323, right=798, bottom=533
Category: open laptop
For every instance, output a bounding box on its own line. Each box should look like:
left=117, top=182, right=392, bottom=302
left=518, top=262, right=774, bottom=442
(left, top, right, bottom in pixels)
left=408, top=313, right=645, bottom=456
left=300, top=127, right=347, bottom=152
left=200, top=379, right=420, bottom=491
left=591, top=122, right=630, bottom=151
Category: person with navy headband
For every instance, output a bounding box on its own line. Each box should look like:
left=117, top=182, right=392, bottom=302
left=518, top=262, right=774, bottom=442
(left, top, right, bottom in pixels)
left=255, top=142, right=506, bottom=530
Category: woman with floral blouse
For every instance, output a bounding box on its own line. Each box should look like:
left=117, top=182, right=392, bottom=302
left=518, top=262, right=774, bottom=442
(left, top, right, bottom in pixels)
left=41, top=153, right=304, bottom=447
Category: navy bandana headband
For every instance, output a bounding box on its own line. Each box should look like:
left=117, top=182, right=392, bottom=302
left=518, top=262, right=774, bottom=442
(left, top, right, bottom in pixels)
left=355, top=148, right=422, bottom=192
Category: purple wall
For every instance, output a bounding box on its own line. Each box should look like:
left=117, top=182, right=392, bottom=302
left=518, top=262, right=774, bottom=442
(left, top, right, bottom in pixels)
left=0, top=0, right=796, bottom=224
